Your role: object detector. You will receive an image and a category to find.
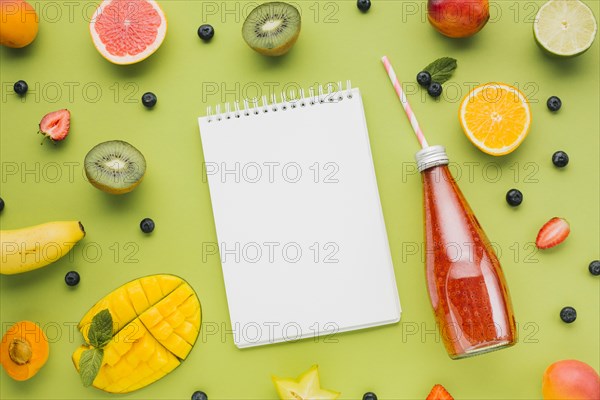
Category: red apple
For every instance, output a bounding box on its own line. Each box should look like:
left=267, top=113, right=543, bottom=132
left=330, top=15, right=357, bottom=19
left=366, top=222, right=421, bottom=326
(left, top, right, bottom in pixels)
left=427, top=0, right=490, bottom=38
left=542, top=360, right=600, bottom=400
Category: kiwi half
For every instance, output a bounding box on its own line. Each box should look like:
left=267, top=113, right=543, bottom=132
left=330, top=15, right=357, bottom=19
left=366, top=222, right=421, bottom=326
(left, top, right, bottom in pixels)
left=242, top=2, right=301, bottom=56
left=84, top=140, right=146, bottom=195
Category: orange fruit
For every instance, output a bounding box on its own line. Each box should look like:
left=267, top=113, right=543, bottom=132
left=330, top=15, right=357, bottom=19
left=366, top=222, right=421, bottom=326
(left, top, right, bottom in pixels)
left=89, top=0, right=167, bottom=65
left=0, top=0, right=39, bottom=48
left=459, top=83, right=532, bottom=156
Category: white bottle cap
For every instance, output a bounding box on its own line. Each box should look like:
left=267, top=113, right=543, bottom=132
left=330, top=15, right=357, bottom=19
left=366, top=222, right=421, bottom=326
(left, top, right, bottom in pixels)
left=415, top=145, right=449, bottom=172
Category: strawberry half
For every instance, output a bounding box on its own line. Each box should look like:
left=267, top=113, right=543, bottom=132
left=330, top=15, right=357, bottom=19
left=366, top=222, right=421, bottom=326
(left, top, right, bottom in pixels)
left=39, top=109, right=70, bottom=142
left=426, top=384, right=454, bottom=400
left=536, top=217, right=570, bottom=249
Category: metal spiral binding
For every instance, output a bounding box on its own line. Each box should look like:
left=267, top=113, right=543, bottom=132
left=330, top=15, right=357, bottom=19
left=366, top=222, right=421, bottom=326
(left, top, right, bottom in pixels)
left=206, top=80, right=353, bottom=123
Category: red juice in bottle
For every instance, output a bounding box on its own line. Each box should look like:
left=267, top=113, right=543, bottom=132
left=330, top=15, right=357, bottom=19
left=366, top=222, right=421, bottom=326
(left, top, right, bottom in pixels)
left=416, top=146, right=517, bottom=359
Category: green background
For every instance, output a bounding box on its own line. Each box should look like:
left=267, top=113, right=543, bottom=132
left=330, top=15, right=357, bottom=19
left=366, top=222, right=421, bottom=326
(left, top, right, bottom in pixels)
left=1, top=0, right=599, bottom=399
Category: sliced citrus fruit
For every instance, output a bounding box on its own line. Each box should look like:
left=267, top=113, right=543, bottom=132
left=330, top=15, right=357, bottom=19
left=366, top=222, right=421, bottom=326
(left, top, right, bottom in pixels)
left=459, top=83, right=532, bottom=156
left=89, top=0, right=167, bottom=65
left=534, top=0, right=597, bottom=57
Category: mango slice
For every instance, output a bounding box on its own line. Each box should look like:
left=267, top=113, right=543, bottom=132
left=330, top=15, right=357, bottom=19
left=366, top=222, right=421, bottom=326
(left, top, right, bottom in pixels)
left=72, top=274, right=201, bottom=393
left=126, top=280, right=151, bottom=314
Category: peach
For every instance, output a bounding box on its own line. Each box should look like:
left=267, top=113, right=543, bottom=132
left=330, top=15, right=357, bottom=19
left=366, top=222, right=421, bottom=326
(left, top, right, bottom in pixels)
left=542, top=360, right=600, bottom=400
left=427, top=0, right=489, bottom=38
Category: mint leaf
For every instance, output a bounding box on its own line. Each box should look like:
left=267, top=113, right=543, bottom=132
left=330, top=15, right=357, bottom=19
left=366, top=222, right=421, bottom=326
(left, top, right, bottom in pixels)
left=424, top=57, right=458, bottom=84
left=79, top=348, right=104, bottom=387
left=88, top=309, right=113, bottom=348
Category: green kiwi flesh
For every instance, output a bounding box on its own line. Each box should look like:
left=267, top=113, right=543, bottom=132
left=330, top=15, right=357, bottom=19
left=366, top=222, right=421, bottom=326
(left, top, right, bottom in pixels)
left=242, top=2, right=301, bottom=56
left=84, top=140, right=146, bottom=194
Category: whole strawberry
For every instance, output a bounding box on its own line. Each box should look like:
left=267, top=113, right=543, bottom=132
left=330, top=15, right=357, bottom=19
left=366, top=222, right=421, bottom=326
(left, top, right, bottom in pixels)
left=39, top=109, right=70, bottom=143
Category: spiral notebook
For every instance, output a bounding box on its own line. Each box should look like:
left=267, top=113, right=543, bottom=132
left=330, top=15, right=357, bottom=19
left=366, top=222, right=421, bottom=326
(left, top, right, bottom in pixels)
left=198, top=81, right=401, bottom=348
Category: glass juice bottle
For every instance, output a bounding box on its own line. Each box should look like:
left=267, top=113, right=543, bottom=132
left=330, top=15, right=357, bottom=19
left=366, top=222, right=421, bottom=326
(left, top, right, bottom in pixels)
left=416, top=146, right=517, bottom=359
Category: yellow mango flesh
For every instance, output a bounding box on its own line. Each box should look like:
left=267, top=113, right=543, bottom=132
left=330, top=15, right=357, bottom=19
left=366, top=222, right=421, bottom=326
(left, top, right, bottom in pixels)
left=127, top=280, right=151, bottom=314
left=139, top=284, right=199, bottom=359
left=73, top=275, right=201, bottom=393
left=78, top=275, right=184, bottom=341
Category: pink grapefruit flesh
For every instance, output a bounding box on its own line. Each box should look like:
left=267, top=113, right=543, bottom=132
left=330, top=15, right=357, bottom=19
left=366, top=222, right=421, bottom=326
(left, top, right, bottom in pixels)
left=90, top=0, right=167, bottom=65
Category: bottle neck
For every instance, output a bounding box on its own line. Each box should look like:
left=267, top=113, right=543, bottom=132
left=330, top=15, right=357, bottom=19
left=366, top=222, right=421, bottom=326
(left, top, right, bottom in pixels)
left=415, top=145, right=449, bottom=173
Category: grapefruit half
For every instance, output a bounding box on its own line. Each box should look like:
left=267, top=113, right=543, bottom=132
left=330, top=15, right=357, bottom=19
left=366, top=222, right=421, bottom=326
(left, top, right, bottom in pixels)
left=90, top=0, right=167, bottom=65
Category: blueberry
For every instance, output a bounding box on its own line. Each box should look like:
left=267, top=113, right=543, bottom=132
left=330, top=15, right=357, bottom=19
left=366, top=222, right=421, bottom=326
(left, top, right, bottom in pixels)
left=198, top=24, right=215, bottom=41
left=552, top=151, right=569, bottom=168
left=65, top=271, right=80, bottom=287
left=506, top=189, right=523, bottom=207
left=417, top=71, right=432, bottom=87
left=140, top=218, right=155, bottom=233
left=0, top=197, right=4, bottom=212
left=191, top=391, right=208, bottom=400
left=363, top=392, right=378, bottom=400
left=560, top=306, right=576, bottom=323
left=13, top=80, right=28, bottom=95
left=428, top=82, right=442, bottom=98
left=357, top=0, right=371, bottom=12
left=589, top=260, right=600, bottom=276
left=547, top=96, right=562, bottom=112
left=142, top=92, right=157, bottom=108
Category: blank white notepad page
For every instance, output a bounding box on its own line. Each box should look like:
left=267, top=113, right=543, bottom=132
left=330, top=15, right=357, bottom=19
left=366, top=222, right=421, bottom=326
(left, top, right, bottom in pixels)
left=198, top=87, right=400, bottom=348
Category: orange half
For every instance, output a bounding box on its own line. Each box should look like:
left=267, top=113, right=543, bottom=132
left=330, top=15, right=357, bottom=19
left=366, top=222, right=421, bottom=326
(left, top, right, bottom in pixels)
left=459, top=83, right=532, bottom=156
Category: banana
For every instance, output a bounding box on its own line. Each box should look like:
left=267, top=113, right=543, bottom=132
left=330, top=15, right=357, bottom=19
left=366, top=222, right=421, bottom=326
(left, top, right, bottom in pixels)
left=0, top=221, right=85, bottom=275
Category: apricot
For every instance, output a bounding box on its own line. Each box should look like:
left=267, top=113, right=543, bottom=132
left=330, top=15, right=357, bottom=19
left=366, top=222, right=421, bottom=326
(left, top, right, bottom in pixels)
left=0, top=321, right=49, bottom=381
left=427, top=0, right=489, bottom=38
left=542, top=360, right=600, bottom=400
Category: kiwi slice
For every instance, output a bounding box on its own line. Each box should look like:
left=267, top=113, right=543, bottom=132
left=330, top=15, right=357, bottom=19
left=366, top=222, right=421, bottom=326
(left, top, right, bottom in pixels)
left=84, top=140, right=146, bottom=195
left=242, top=2, right=301, bottom=56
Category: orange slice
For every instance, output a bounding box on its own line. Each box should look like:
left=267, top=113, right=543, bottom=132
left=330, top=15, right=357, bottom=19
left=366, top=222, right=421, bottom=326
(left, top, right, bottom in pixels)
left=89, top=0, right=167, bottom=65
left=459, top=83, right=532, bottom=156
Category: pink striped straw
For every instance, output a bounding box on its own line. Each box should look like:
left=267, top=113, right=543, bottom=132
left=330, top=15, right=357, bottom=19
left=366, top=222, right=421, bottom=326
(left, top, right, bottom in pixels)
left=381, top=56, right=429, bottom=149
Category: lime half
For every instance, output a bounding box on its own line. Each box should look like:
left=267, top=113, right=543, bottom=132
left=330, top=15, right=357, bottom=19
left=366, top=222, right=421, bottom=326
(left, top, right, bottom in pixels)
left=534, top=0, right=598, bottom=57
